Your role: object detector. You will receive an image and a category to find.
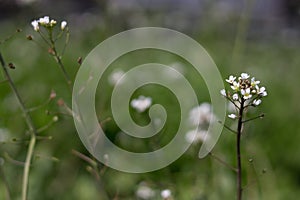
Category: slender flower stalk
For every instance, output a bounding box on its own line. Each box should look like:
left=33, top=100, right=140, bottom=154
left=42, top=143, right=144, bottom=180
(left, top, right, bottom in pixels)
left=0, top=52, right=37, bottom=200
left=220, top=73, right=267, bottom=200
left=30, top=16, right=72, bottom=87
left=29, top=16, right=110, bottom=198
left=236, top=98, right=244, bottom=200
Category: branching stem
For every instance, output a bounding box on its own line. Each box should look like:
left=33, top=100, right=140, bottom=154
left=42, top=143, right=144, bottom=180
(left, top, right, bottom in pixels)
left=49, top=32, right=72, bottom=87
left=0, top=52, right=37, bottom=200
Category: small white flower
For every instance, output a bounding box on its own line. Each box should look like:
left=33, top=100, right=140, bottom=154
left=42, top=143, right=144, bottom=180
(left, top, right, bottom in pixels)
left=220, top=89, right=226, bottom=97
left=136, top=185, right=155, bottom=199
left=228, top=114, right=237, bottom=119
left=232, top=93, right=239, bottom=100
left=161, top=189, right=172, bottom=199
left=31, top=20, right=39, bottom=31
left=39, top=16, right=50, bottom=25
left=251, top=77, right=260, bottom=87
left=50, top=19, right=57, bottom=26
left=189, top=103, right=214, bottom=126
left=61, top=21, right=67, bottom=30
left=257, top=86, right=267, bottom=96
left=241, top=88, right=252, bottom=100
left=240, top=73, right=250, bottom=79
left=226, top=75, right=236, bottom=84
left=108, top=69, right=125, bottom=85
left=253, top=99, right=262, bottom=106
left=230, top=81, right=240, bottom=91
left=131, top=96, right=152, bottom=113
left=185, top=130, right=208, bottom=143
left=52, top=116, right=59, bottom=122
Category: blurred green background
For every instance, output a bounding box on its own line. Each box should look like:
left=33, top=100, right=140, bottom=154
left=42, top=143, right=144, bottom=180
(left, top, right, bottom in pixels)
left=0, top=0, right=300, bottom=199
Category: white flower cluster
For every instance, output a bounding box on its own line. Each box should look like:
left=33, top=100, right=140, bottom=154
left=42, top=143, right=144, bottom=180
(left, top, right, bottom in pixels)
left=31, top=16, right=67, bottom=31
left=161, top=189, right=172, bottom=199
left=108, top=69, right=125, bottom=85
left=220, top=73, right=267, bottom=119
left=135, top=184, right=155, bottom=199
left=135, top=183, right=172, bottom=199
left=131, top=95, right=152, bottom=113
left=186, top=103, right=215, bottom=143
left=188, top=103, right=215, bottom=126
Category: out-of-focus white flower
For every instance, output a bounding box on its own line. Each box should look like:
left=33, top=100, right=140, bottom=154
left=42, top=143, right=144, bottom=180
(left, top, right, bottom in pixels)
left=52, top=116, right=59, bottom=122
left=228, top=114, right=237, bottom=119
left=226, top=75, right=236, bottom=84
left=189, top=103, right=214, bottom=126
left=220, top=89, right=226, bottom=97
left=39, top=16, right=50, bottom=25
left=61, top=21, right=67, bottom=30
left=167, top=62, right=185, bottom=79
left=253, top=99, right=262, bottom=106
left=31, top=20, right=39, bottom=31
left=31, top=16, right=60, bottom=30
left=131, top=96, right=152, bottom=113
left=232, top=93, right=239, bottom=100
left=241, top=88, right=252, bottom=100
left=240, top=73, right=250, bottom=80
left=50, top=19, right=57, bottom=26
left=161, top=189, right=172, bottom=199
left=185, top=130, right=209, bottom=143
left=136, top=185, right=155, bottom=199
left=108, top=69, right=125, bottom=85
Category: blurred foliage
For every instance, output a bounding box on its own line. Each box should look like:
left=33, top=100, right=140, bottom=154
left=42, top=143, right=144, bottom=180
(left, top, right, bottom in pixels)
left=0, top=1, right=300, bottom=199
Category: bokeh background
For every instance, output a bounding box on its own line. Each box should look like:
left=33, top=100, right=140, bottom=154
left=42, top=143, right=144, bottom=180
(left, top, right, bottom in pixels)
left=0, top=0, right=300, bottom=199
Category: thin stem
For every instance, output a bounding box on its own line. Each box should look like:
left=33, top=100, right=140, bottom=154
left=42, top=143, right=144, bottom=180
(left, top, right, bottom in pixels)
left=53, top=47, right=72, bottom=86
left=71, top=149, right=98, bottom=168
left=236, top=98, right=245, bottom=200
left=72, top=149, right=110, bottom=200
left=226, top=96, right=240, bottom=110
left=218, top=120, right=237, bottom=134
left=49, top=33, right=72, bottom=87
left=61, top=30, right=70, bottom=56
left=38, top=31, right=52, bottom=47
left=26, top=98, right=51, bottom=112
left=209, top=152, right=237, bottom=172
left=0, top=53, right=35, bottom=133
left=0, top=28, right=22, bottom=45
left=0, top=52, right=37, bottom=200
left=242, top=113, right=264, bottom=123
left=4, top=152, right=26, bottom=166
left=22, top=136, right=36, bottom=200
left=36, top=120, right=56, bottom=133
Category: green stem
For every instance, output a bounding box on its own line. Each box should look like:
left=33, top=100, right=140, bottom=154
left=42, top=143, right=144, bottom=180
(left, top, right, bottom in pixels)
left=0, top=52, right=37, bottom=200
left=237, top=98, right=245, bottom=200
left=49, top=33, right=72, bottom=87
left=22, top=135, right=36, bottom=200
